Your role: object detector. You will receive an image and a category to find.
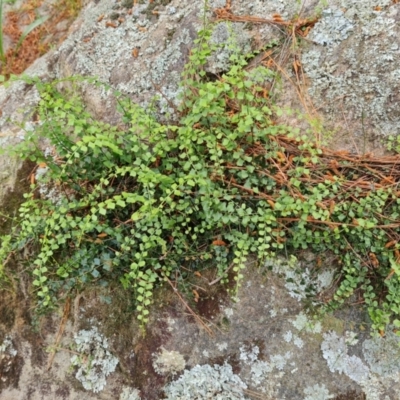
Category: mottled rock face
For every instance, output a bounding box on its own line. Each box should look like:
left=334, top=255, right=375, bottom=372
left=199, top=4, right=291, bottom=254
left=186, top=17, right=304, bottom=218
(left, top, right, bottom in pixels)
left=1, top=0, right=400, bottom=399
left=49, top=0, right=201, bottom=122
left=301, top=1, right=400, bottom=148
left=2, top=0, right=398, bottom=148
left=0, top=55, right=53, bottom=205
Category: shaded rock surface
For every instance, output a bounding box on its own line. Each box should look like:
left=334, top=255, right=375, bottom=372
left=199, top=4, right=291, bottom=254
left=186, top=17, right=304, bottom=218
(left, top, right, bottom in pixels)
left=2, top=260, right=396, bottom=399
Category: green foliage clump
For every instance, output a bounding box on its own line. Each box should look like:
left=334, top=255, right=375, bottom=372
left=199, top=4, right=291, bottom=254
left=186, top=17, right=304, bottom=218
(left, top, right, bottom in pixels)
left=1, top=22, right=400, bottom=334
left=0, top=26, right=284, bottom=323
left=387, top=134, right=400, bottom=154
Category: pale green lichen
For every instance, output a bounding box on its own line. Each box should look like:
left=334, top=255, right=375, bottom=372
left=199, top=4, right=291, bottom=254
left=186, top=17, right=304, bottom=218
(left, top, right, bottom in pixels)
left=291, top=312, right=322, bottom=334
left=152, top=347, right=186, bottom=376
left=321, top=330, right=400, bottom=400
left=344, top=331, right=359, bottom=346
left=321, top=331, right=369, bottom=382
left=266, top=256, right=334, bottom=302
left=302, top=0, right=400, bottom=138
left=362, top=330, right=400, bottom=376
left=119, top=386, right=141, bottom=400
left=70, top=327, right=119, bottom=393
left=164, top=363, right=249, bottom=400
left=238, top=344, right=292, bottom=391
left=303, top=384, right=334, bottom=400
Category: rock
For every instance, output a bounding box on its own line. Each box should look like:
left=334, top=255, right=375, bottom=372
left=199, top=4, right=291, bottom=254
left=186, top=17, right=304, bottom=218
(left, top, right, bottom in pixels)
left=301, top=1, right=400, bottom=149
left=50, top=0, right=201, bottom=122
left=1, top=0, right=400, bottom=399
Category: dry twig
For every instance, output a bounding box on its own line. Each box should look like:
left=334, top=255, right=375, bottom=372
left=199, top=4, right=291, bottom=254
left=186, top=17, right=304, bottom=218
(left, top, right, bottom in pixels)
left=164, top=276, right=214, bottom=336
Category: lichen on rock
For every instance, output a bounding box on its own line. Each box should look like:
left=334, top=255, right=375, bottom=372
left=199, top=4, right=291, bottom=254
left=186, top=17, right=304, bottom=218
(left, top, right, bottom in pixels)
left=70, top=327, right=118, bottom=393
left=362, top=330, right=400, bottom=377
left=163, top=362, right=249, bottom=400
left=119, top=386, right=142, bottom=400
left=303, top=383, right=334, bottom=400
left=152, top=347, right=186, bottom=376
left=321, top=331, right=369, bottom=382
left=206, top=21, right=251, bottom=74
left=301, top=0, right=400, bottom=141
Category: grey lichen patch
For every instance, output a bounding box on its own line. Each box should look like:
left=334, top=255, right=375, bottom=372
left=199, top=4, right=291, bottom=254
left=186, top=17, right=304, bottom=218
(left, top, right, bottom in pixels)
left=301, top=0, right=400, bottom=141
left=362, top=330, right=400, bottom=376
left=159, top=263, right=371, bottom=399
left=266, top=256, right=334, bottom=302
left=70, top=327, right=118, bottom=393
left=340, top=0, right=393, bottom=20
left=119, top=386, right=142, bottom=400
left=54, top=0, right=198, bottom=120
left=0, top=77, right=44, bottom=207
left=164, top=362, right=249, bottom=400
left=55, top=0, right=147, bottom=79
left=208, top=0, right=226, bottom=8
left=0, top=80, right=42, bottom=130
left=229, top=0, right=310, bottom=20
left=35, top=161, right=63, bottom=205
left=0, top=149, right=23, bottom=198
left=309, top=8, right=354, bottom=46
left=321, top=331, right=369, bottom=382
left=152, top=347, right=186, bottom=376
left=303, top=383, right=334, bottom=400
left=321, top=330, right=400, bottom=400
left=0, top=336, right=18, bottom=357
left=142, top=27, right=192, bottom=86
left=206, top=22, right=251, bottom=74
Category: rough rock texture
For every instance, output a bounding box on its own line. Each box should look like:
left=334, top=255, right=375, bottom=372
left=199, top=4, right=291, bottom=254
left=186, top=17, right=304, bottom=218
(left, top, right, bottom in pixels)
left=2, top=255, right=396, bottom=400
left=50, top=0, right=201, bottom=122
left=301, top=0, right=400, bottom=150
left=0, top=55, right=53, bottom=204
left=1, top=0, right=400, bottom=399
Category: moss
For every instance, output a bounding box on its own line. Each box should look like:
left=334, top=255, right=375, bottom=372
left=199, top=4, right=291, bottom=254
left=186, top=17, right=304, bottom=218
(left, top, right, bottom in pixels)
left=220, top=316, right=231, bottom=329
left=243, top=22, right=254, bottom=30
left=333, top=391, right=366, bottom=400
left=121, top=0, right=133, bottom=8
left=109, top=12, right=120, bottom=20
left=321, top=315, right=345, bottom=335
left=166, top=28, right=176, bottom=42
left=0, top=161, right=38, bottom=339
left=0, top=291, right=16, bottom=331
left=195, top=293, right=221, bottom=320
left=141, top=0, right=172, bottom=20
